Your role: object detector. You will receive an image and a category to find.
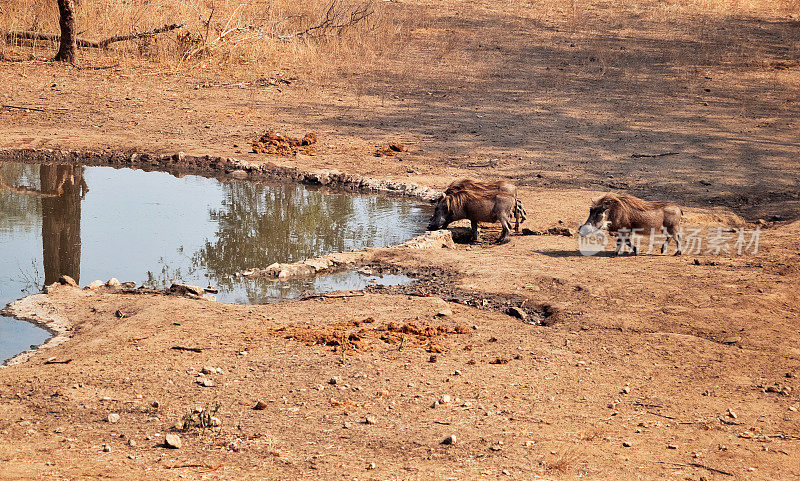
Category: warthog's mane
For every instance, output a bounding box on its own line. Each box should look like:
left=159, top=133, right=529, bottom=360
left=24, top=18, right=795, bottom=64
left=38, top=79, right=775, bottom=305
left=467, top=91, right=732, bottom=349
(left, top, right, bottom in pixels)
left=593, top=193, right=676, bottom=213
left=445, top=179, right=508, bottom=196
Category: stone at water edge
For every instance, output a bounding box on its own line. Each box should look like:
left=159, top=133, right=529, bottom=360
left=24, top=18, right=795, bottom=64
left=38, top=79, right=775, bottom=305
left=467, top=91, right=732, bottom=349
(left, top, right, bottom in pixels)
left=57, top=275, right=78, bottom=287
left=106, top=278, right=122, bottom=288
left=164, top=434, right=182, bottom=449
left=86, top=280, right=104, bottom=290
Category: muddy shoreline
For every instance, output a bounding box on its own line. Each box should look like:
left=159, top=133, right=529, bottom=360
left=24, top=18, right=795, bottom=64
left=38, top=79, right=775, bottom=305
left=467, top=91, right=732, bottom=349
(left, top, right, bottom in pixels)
left=0, top=147, right=444, bottom=203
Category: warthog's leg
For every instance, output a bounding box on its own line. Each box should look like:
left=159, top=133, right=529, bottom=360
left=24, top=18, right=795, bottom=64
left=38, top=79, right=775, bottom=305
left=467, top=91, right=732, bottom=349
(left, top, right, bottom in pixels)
left=625, top=237, right=638, bottom=255
left=661, top=227, right=672, bottom=254
left=470, top=219, right=479, bottom=242
left=664, top=225, right=682, bottom=255
left=497, top=217, right=512, bottom=244
left=613, top=236, right=623, bottom=255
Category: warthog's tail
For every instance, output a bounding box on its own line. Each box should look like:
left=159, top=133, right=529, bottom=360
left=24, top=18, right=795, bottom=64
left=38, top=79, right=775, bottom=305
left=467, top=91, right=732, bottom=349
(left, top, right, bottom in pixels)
left=514, top=199, right=527, bottom=224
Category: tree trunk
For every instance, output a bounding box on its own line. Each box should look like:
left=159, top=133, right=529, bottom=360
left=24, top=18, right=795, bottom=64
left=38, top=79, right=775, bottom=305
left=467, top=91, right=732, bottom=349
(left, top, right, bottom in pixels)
left=54, top=0, right=77, bottom=62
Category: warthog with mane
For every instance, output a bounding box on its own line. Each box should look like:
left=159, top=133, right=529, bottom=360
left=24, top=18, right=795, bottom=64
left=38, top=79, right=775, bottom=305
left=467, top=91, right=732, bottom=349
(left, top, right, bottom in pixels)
left=444, top=179, right=527, bottom=232
left=428, top=181, right=517, bottom=244
left=579, top=193, right=683, bottom=255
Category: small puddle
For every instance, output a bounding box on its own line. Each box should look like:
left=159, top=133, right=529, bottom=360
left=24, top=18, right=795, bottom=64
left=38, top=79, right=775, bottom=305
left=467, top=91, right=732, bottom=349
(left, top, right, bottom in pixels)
left=0, top=161, right=430, bottom=362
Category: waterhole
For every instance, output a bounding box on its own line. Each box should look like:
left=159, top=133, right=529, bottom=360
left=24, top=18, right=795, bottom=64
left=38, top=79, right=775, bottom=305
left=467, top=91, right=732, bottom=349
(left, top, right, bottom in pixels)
left=0, top=161, right=430, bottom=363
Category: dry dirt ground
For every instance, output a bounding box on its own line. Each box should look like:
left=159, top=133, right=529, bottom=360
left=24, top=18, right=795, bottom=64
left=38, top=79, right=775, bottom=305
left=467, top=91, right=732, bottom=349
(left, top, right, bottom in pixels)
left=1, top=0, right=800, bottom=479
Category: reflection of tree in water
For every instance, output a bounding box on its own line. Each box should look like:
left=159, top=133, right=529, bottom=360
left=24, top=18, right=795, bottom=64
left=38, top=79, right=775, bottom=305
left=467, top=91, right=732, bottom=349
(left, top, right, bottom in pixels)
left=0, top=163, right=42, bottom=233
left=193, top=182, right=357, bottom=297
left=40, top=164, right=85, bottom=285
left=192, top=181, right=424, bottom=303
left=0, top=162, right=85, bottom=285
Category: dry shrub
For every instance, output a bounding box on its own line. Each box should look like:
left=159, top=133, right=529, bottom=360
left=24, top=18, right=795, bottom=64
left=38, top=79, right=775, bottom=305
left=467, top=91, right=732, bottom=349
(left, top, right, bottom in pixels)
left=543, top=444, right=590, bottom=475
left=0, top=0, right=397, bottom=74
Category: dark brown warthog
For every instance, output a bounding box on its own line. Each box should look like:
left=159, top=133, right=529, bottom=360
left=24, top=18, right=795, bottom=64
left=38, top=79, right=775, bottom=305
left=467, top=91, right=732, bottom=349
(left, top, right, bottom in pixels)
left=579, top=193, right=683, bottom=255
left=427, top=187, right=516, bottom=244
left=444, top=179, right=527, bottom=232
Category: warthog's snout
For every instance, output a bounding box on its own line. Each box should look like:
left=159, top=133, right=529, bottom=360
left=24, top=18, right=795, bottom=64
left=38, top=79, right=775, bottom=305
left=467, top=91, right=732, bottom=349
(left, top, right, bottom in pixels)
left=578, top=224, right=600, bottom=237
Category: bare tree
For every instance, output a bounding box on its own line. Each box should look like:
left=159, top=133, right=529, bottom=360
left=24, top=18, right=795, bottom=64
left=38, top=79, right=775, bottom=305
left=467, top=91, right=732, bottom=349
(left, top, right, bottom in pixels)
left=54, top=0, right=77, bottom=62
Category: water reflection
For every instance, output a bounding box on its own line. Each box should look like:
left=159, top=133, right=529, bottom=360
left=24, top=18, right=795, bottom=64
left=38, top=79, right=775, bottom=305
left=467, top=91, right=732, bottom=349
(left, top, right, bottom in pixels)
left=0, top=161, right=428, bottom=361
left=40, top=164, right=86, bottom=285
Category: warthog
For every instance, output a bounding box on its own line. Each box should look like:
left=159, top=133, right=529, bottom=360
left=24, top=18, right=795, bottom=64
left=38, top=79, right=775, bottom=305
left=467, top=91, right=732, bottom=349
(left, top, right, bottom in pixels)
left=427, top=186, right=516, bottom=244
left=444, top=179, right=527, bottom=232
left=579, top=193, right=683, bottom=255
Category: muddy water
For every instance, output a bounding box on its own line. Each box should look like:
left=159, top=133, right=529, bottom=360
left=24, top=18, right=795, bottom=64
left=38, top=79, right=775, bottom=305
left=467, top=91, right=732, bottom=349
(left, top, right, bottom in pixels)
left=0, top=162, right=429, bottom=363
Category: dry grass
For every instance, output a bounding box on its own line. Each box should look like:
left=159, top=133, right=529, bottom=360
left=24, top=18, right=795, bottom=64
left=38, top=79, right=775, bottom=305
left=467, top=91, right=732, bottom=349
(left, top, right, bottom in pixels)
left=0, top=0, right=398, bottom=74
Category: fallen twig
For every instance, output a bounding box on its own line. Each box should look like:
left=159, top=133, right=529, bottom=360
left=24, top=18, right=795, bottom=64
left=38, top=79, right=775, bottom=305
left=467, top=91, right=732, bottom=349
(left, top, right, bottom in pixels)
left=164, top=463, right=208, bottom=469
left=171, top=346, right=203, bottom=353
left=658, top=461, right=734, bottom=476
left=1, top=104, right=46, bottom=112
left=647, top=411, right=676, bottom=420
left=631, top=152, right=679, bottom=158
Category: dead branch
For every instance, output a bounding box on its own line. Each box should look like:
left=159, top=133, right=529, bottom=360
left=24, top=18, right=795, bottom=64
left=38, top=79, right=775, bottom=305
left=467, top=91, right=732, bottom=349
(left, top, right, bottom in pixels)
left=655, top=461, right=734, bottom=476
left=5, top=30, right=99, bottom=48
left=274, top=1, right=375, bottom=40
left=4, top=24, right=182, bottom=50
left=96, top=24, right=183, bottom=48
left=631, top=152, right=679, bottom=158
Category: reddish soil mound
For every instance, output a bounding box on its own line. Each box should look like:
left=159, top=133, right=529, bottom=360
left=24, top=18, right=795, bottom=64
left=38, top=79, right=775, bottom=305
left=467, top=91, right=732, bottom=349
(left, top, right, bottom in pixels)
left=274, top=317, right=469, bottom=354
left=252, top=130, right=317, bottom=155
left=374, top=143, right=406, bottom=157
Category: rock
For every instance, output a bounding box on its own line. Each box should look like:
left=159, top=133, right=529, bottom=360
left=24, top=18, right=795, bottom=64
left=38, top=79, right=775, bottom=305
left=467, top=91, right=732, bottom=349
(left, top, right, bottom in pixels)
left=86, top=280, right=105, bottom=289
left=201, top=366, right=217, bottom=375
left=621, top=386, right=631, bottom=394
left=329, top=377, right=339, bottom=385
left=623, top=441, right=632, bottom=447
left=169, top=283, right=205, bottom=297
left=506, top=307, right=527, bottom=320
left=58, top=275, right=78, bottom=287
left=366, top=462, right=376, bottom=470
left=253, top=400, right=268, bottom=410
left=210, top=416, right=222, bottom=427
left=164, top=434, right=182, bottom=449
left=490, top=444, right=502, bottom=451
left=667, top=444, right=678, bottom=449
left=106, top=278, right=121, bottom=288
left=198, top=378, right=215, bottom=387
left=727, top=408, right=737, bottom=419
left=114, top=310, right=125, bottom=318
left=127, top=439, right=137, bottom=447
left=435, top=308, right=453, bottom=318
left=364, top=416, right=377, bottom=425
left=121, top=281, right=136, bottom=289
left=441, top=434, right=456, bottom=445
left=439, top=394, right=452, bottom=404
left=102, top=443, right=111, bottom=452
left=107, top=413, right=120, bottom=424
